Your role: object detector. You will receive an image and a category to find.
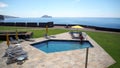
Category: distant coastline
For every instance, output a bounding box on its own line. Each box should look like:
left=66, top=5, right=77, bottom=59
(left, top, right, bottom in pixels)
left=0, top=15, right=18, bottom=20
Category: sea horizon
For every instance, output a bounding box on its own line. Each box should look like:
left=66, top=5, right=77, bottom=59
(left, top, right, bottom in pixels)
left=0, top=17, right=120, bottom=29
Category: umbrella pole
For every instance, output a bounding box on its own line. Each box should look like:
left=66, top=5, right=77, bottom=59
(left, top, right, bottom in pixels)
left=16, top=29, right=18, bottom=41
left=85, top=48, right=89, bottom=68
left=45, top=25, right=48, bottom=37
left=6, top=33, right=10, bottom=47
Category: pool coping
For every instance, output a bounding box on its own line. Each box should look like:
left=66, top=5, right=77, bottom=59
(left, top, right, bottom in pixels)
left=0, top=32, right=116, bottom=68
left=28, top=32, right=116, bottom=67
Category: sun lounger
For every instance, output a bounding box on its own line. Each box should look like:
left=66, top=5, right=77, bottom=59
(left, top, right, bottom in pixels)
left=10, top=37, right=23, bottom=44
left=3, top=44, right=28, bottom=65
left=17, top=54, right=28, bottom=61
left=10, top=37, right=18, bottom=44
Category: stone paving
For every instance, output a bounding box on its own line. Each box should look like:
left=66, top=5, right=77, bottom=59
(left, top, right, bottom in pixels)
left=0, top=32, right=116, bottom=68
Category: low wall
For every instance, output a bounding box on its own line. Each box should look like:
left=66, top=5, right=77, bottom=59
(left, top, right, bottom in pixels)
left=0, top=22, right=54, bottom=27
left=0, top=22, right=4, bottom=26
left=39, top=22, right=54, bottom=27
left=0, top=22, right=119, bottom=32
left=3, top=22, right=15, bottom=26
left=27, top=22, right=38, bottom=27
left=15, top=22, right=26, bottom=27
left=94, top=27, right=120, bottom=32
left=0, top=31, right=33, bottom=40
left=47, top=22, right=54, bottom=27
left=54, top=24, right=120, bottom=32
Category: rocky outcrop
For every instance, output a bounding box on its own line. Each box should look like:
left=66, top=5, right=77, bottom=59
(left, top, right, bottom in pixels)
left=0, top=15, right=4, bottom=20
left=41, top=15, right=52, bottom=18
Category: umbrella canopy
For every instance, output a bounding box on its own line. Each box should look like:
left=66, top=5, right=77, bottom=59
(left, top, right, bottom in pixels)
left=71, top=25, right=83, bottom=29
left=6, top=33, right=10, bottom=47
left=71, top=25, right=83, bottom=32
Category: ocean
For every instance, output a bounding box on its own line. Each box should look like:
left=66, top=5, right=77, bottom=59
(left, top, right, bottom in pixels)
left=0, top=17, right=120, bottom=29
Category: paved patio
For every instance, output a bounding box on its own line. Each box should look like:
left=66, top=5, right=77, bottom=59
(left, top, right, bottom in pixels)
left=0, top=32, right=115, bottom=68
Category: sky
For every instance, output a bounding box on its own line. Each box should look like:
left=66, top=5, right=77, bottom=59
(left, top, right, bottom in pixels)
left=0, top=0, right=120, bottom=17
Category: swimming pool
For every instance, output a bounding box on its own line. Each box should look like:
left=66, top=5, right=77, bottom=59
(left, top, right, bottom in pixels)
left=31, top=40, right=93, bottom=53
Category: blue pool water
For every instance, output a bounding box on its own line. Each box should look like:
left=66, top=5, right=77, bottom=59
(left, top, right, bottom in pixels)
left=31, top=40, right=93, bottom=53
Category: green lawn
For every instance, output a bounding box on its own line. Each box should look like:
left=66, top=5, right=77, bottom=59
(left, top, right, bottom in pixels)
left=86, top=31, right=120, bottom=68
left=0, top=26, right=120, bottom=68
left=28, top=29, right=68, bottom=38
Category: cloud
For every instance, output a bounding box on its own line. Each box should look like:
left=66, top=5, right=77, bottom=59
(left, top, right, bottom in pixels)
left=0, top=2, right=8, bottom=8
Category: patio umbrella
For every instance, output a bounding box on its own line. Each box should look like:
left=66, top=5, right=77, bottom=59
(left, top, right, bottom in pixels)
left=16, top=30, right=18, bottom=40
left=71, top=25, right=83, bottom=32
left=71, top=25, right=83, bottom=29
left=6, top=33, right=10, bottom=47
